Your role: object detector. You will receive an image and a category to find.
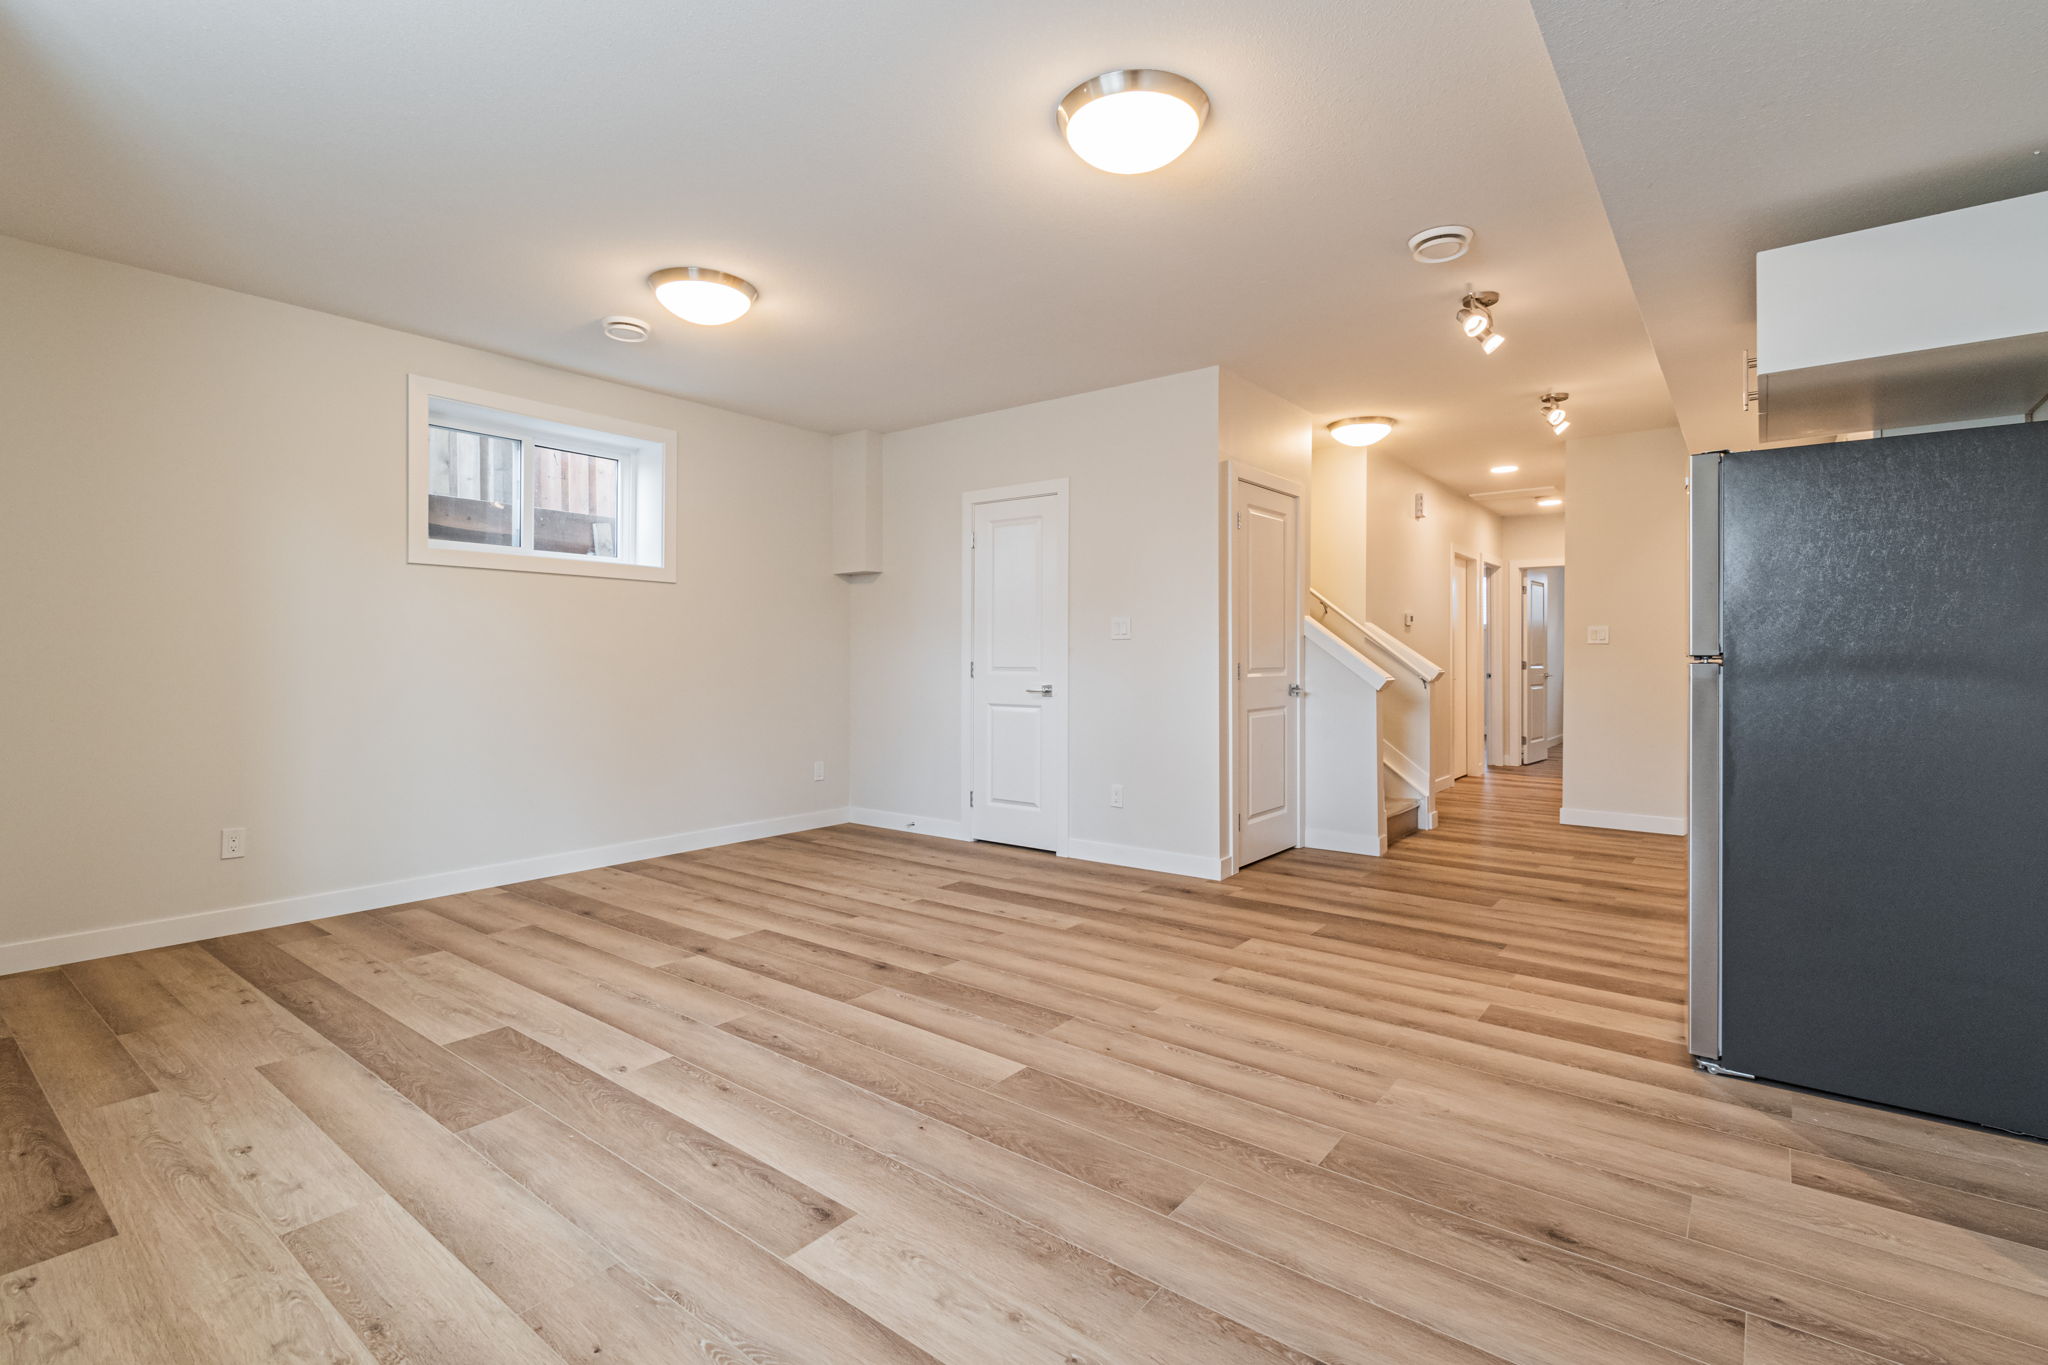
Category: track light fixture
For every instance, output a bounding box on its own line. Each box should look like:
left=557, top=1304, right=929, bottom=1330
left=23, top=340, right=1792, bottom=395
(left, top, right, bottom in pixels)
left=1540, top=391, right=1570, bottom=435
left=1456, top=290, right=1504, bottom=353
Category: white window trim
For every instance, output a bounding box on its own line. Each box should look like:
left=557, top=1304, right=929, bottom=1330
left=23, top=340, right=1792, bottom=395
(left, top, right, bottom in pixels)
left=407, top=375, right=679, bottom=583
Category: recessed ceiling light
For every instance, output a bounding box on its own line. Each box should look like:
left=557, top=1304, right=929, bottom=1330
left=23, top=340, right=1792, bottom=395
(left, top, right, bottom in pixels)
left=1490, top=464, right=1519, bottom=474
left=648, top=267, right=758, bottom=326
left=601, top=315, right=651, bottom=343
left=1407, top=226, right=1474, bottom=264
left=1327, top=417, right=1396, bottom=447
left=1058, top=70, right=1209, bottom=174
left=1537, top=497, right=1563, bottom=507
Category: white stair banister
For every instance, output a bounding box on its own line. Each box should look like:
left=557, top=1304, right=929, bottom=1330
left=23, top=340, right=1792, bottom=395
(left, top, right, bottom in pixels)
left=1308, top=590, right=1445, bottom=832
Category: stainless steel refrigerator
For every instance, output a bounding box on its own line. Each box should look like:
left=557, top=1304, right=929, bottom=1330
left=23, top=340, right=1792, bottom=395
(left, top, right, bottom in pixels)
left=1688, top=422, right=2048, bottom=1140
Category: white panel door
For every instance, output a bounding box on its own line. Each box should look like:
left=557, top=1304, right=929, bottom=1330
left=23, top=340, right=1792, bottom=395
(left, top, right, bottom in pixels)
left=1523, top=573, right=1551, bottom=764
left=969, top=492, right=1067, bottom=851
left=1234, top=478, right=1301, bottom=867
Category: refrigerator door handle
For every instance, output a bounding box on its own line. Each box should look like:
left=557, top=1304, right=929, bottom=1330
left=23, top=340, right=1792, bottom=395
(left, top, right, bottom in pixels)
left=1688, top=660, right=1724, bottom=1059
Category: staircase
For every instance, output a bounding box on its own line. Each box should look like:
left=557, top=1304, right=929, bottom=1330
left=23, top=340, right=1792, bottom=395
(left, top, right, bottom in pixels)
left=1301, top=591, right=1446, bottom=856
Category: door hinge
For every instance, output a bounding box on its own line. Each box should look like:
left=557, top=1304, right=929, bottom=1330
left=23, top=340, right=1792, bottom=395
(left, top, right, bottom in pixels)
left=968, top=790, right=975, bottom=808
left=1235, top=662, right=1242, bottom=680
left=969, top=660, right=975, bottom=677
left=1235, top=511, right=1243, bottom=530
left=1236, top=813, right=1244, bottom=829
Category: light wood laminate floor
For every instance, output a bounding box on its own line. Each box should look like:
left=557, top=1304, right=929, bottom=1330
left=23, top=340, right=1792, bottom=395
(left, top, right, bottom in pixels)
left=4, top=762, right=2046, bottom=1364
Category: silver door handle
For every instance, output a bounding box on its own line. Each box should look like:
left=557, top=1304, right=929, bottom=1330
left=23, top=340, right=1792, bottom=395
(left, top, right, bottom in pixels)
left=1025, top=685, right=1053, bottom=696
left=1288, top=683, right=1305, bottom=696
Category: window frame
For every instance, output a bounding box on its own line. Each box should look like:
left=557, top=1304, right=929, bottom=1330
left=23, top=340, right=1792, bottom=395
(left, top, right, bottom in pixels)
left=407, top=375, right=678, bottom=583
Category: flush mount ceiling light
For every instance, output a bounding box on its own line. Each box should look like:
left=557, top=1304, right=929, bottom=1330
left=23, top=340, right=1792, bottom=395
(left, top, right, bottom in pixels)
left=648, top=267, right=758, bottom=326
left=1456, top=290, right=1505, bottom=354
left=1058, top=69, right=1209, bottom=174
left=1408, top=226, right=1474, bottom=264
left=601, top=315, right=652, bottom=343
left=1540, top=391, right=1570, bottom=435
left=1327, top=416, right=1397, bottom=447
left=1537, top=497, right=1564, bottom=507
left=1490, top=464, right=1520, bottom=474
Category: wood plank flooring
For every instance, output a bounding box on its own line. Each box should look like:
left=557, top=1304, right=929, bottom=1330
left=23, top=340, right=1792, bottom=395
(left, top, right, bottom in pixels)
left=4, top=760, right=2046, bottom=1364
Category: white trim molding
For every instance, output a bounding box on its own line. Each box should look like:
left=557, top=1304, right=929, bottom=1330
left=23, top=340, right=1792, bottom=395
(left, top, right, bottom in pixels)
left=845, top=808, right=972, bottom=842
left=1063, top=838, right=1227, bottom=882
left=1304, top=827, right=1383, bottom=857
left=0, top=807, right=851, bottom=975
left=1560, top=806, right=1686, bottom=836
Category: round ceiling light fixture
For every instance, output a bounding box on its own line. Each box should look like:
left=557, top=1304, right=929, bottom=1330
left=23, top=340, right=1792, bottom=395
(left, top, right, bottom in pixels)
left=601, top=315, right=652, bottom=343
left=648, top=267, right=759, bottom=326
left=1490, top=464, right=1520, bottom=474
left=1537, top=497, right=1564, bottom=507
left=1408, top=226, right=1474, bottom=264
left=1327, top=416, right=1397, bottom=448
left=1058, top=69, right=1209, bottom=174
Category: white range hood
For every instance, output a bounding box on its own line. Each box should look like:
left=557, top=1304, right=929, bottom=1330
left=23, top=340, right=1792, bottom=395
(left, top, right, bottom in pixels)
left=1755, top=189, right=2048, bottom=440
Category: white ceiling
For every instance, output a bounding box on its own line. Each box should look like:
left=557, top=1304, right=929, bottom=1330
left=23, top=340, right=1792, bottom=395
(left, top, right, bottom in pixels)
left=1529, top=0, right=2048, bottom=455
left=0, top=0, right=1677, bottom=493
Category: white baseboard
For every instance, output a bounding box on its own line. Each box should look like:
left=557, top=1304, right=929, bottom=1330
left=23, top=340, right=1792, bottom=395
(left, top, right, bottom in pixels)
left=1560, top=806, right=1686, bottom=836
left=1063, top=838, right=1227, bottom=882
left=844, top=808, right=971, bottom=842
left=1304, top=828, right=1384, bottom=857
left=0, top=806, right=852, bottom=975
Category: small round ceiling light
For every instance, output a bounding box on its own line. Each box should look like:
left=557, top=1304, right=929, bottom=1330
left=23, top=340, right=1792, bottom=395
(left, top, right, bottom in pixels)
left=601, top=315, right=652, bottom=343
left=648, top=267, right=758, bottom=326
left=1327, top=417, right=1397, bottom=448
left=1058, top=70, right=1209, bottom=174
left=1408, top=226, right=1474, bottom=264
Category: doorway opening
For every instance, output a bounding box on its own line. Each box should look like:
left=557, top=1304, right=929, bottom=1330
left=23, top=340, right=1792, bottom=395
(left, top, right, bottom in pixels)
left=1448, top=551, right=1496, bottom=784
left=1510, top=559, right=1566, bottom=778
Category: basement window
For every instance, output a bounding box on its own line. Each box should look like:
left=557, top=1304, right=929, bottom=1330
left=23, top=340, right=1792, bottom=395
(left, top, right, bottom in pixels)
left=407, top=376, right=677, bottom=582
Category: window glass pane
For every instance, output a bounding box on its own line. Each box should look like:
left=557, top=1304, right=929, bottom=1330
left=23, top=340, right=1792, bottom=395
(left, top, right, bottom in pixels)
left=427, top=425, right=522, bottom=546
left=533, top=446, right=621, bottom=558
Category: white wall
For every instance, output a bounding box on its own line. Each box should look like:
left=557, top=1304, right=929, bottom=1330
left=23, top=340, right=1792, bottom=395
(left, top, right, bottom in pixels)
left=1560, top=427, right=1689, bottom=834
left=1365, top=452, right=1503, bottom=785
left=1502, top=512, right=1565, bottom=562
left=1309, top=437, right=1370, bottom=618
left=847, top=368, right=1230, bottom=876
left=0, top=236, right=848, bottom=969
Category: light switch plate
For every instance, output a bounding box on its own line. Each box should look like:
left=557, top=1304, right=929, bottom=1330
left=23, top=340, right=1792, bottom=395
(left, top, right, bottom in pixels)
left=1588, top=625, right=1610, bottom=644
left=1109, top=616, right=1131, bottom=640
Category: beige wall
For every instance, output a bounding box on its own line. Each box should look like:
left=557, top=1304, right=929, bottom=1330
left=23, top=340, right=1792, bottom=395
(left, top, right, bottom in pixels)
left=0, top=236, right=848, bottom=968
left=1560, top=426, right=1689, bottom=833
left=1503, top=512, right=1566, bottom=563
left=1365, top=452, right=1503, bottom=785
left=1309, top=437, right=1370, bottom=619
left=848, top=368, right=1230, bottom=876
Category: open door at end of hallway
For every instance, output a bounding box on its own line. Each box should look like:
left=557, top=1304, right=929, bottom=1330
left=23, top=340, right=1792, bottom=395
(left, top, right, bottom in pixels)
left=1521, top=571, right=1551, bottom=764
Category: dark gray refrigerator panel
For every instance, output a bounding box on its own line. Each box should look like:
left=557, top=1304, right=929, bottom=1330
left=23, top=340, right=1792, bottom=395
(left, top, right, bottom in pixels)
left=1716, top=421, right=2048, bottom=1138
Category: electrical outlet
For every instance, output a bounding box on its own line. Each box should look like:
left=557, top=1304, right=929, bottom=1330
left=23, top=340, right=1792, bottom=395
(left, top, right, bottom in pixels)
left=1109, top=784, right=1124, bottom=808
left=813, top=760, right=826, bottom=781
left=220, top=827, right=246, bottom=860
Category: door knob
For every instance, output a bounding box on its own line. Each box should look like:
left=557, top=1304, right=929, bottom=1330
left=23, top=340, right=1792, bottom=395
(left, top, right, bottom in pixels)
left=1288, top=683, right=1305, bottom=696
left=1026, top=684, right=1054, bottom=696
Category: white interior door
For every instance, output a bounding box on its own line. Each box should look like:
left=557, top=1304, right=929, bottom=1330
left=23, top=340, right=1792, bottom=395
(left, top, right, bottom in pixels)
left=1522, top=573, right=1551, bottom=764
left=1233, top=477, right=1300, bottom=867
left=969, top=491, right=1067, bottom=851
